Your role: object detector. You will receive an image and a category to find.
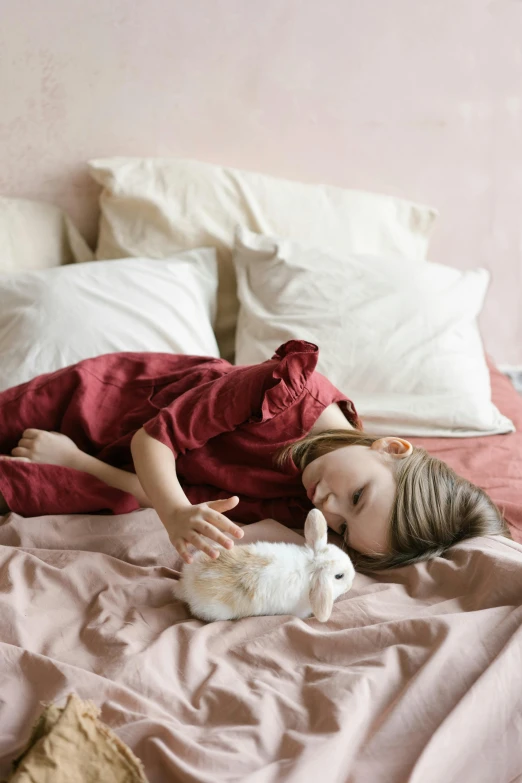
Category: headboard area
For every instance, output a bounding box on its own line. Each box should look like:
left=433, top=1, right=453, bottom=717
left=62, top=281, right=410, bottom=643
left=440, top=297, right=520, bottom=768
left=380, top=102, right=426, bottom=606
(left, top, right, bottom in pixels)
left=1, top=0, right=521, bottom=365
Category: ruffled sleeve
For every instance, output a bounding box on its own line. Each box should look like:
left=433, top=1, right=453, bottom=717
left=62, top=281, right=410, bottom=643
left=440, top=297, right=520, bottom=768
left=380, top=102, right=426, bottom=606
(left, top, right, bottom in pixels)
left=143, top=340, right=321, bottom=456
left=258, top=340, right=320, bottom=421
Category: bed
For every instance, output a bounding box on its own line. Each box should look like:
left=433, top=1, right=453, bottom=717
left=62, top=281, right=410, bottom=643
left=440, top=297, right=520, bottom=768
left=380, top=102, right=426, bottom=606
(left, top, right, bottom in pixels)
left=0, top=161, right=521, bottom=783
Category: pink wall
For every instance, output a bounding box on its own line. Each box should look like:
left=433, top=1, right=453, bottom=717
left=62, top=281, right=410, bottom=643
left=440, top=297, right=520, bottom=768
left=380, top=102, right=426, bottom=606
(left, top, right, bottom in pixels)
left=1, top=0, right=521, bottom=364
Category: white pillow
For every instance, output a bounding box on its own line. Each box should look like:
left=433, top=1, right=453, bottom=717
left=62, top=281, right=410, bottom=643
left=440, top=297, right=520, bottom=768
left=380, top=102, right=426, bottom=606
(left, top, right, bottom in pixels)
left=0, top=197, right=93, bottom=272
left=88, top=157, right=438, bottom=361
left=0, top=251, right=219, bottom=390
left=233, top=227, right=514, bottom=438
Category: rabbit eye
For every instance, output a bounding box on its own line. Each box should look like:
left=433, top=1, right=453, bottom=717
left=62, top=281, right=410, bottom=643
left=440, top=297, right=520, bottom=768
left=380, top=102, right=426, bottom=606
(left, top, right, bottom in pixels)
left=335, top=573, right=344, bottom=580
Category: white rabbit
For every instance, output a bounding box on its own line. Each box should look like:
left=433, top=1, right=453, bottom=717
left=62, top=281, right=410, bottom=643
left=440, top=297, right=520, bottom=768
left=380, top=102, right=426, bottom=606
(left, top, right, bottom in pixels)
left=172, top=509, right=355, bottom=622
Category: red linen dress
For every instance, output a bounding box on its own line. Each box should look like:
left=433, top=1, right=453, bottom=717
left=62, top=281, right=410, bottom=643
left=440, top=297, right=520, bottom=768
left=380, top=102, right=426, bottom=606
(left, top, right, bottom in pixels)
left=0, top=340, right=361, bottom=527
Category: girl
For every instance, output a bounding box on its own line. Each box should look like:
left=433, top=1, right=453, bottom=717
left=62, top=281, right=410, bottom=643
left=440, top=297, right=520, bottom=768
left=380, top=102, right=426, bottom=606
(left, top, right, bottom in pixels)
left=0, top=340, right=509, bottom=573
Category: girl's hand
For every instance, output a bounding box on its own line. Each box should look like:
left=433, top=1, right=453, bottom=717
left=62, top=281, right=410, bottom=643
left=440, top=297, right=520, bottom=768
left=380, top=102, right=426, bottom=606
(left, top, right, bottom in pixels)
left=167, top=496, right=244, bottom=564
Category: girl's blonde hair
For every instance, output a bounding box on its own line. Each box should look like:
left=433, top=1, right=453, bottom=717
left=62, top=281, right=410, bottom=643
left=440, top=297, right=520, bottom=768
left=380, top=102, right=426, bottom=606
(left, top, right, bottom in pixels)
left=277, top=429, right=511, bottom=573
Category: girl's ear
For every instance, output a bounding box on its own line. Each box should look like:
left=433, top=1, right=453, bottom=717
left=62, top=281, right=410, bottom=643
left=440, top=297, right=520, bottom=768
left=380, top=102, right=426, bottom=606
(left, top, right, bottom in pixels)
left=304, top=509, right=328, bottom=553
left=309, top=570, right=334, bottom=622
left=370, top=437, right=413, bottom=458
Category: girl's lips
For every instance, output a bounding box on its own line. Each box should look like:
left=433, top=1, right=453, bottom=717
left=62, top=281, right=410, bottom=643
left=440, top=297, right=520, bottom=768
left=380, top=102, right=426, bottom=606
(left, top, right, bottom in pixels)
left=307, top=482, right=318, bottom=503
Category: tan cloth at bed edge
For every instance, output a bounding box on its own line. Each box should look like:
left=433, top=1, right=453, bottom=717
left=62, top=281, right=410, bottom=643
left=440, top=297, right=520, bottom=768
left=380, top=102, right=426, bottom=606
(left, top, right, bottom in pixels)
left=7, top=693, right=149, bottom=783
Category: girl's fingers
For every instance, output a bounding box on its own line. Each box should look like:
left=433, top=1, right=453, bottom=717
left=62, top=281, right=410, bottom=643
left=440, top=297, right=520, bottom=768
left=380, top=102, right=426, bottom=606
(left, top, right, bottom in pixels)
left=208, top=496, right=240, bottom=512
left=205, top=508, right=244, bottom=539
left=186, top=531, right=219, bottom=559
left=193, top=520, right=234, bottom=549
left=17, top=438, right=34, bottom=449
left=22, top=429, right=40, bottom=439
left=174, top=539, right=193, bottom=565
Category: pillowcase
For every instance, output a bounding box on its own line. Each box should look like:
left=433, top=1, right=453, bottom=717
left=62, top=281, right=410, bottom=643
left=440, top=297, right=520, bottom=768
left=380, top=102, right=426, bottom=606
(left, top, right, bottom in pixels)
left=0, top=250, right=219, bottom=391
left=233, top=226, right=514, bottom=438
left=88, top=157, right=438, bottom=362
left=0, top=197, right=93, bottom=272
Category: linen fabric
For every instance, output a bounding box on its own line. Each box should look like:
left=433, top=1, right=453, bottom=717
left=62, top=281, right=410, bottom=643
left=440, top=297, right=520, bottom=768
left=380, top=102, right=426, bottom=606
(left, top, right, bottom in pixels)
left=0, top=197, right=92, bottom=272
left=233, top=226, right=514, bottom=437
left=0, top=341, right=359, bottom=524
left=0, top=514, right=521, bottom=783
left=88, top=157, right=438, bottom=360
left=0, top=253, right=219, bottom=390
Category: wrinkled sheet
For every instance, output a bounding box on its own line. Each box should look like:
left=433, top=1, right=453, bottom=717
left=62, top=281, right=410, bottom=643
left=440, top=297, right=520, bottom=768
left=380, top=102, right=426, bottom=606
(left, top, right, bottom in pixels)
left=0, top=513, right=521, bottom=783
left=0, top=363, right=521, bottom=782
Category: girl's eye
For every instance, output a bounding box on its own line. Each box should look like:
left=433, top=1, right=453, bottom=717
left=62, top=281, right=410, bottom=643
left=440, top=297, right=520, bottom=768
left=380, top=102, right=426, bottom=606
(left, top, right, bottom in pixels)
left=352, top=488, right=363, bottom=507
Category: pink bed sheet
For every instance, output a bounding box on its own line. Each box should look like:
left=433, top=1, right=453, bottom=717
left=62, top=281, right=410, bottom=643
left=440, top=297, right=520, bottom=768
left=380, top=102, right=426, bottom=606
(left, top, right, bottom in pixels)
left=0, top=363, right=521, bottom=782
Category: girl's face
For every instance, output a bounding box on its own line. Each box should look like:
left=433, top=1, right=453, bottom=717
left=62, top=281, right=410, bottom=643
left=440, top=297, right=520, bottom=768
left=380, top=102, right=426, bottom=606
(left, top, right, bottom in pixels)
left=301, top=438, right=412, bottom=555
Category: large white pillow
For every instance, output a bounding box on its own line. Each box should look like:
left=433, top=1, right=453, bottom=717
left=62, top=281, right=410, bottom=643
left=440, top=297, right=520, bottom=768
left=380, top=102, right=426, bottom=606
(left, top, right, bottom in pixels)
left=88, top=157, right=438, bottom=361
left=0, top=197, right=93, bottom=272
left=0, top=251, right=219, bottom=391
left=233, top=227, right=514, bottom=437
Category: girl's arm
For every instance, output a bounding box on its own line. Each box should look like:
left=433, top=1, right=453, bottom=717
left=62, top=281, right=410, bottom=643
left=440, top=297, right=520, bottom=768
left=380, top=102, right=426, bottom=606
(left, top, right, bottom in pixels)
left=130, top=427, right=192, bottom=518
left=11, top=429, right=243, bottom=562
left=71, top=452, right=153, bottom=508
left=130, top=427, right=244, bottom=563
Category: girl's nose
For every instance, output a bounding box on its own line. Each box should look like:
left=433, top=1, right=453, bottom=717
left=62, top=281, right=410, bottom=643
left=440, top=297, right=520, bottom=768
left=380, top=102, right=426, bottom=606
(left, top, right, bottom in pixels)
left=322, top=493, right=338, bottom=514
left=321, top=494, right=345, bottom=530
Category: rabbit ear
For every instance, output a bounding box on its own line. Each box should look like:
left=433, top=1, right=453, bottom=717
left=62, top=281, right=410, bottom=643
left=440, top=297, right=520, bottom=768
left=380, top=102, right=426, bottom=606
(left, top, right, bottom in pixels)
left=304, top=508, right=328, bottom=553
left=309, top=570, right=334, bottom=622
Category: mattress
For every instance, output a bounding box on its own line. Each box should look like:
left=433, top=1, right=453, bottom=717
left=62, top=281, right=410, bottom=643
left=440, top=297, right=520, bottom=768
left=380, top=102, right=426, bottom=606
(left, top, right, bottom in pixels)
left=0, top=362, right=521, bottom=782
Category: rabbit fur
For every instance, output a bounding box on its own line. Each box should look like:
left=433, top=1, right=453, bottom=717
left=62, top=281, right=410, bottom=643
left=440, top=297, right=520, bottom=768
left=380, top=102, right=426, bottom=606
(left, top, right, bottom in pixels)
left=172, top=509, right=355, bottom=622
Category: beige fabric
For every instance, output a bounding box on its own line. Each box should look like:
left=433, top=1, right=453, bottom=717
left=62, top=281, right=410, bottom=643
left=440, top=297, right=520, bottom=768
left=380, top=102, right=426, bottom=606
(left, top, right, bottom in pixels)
left=233, top=226, right=514, bottom=437
left=0, top=510, right=521, bottom=783
left=88, top=157, right=438, bottom=360
left=7, top=693, right=148, bottom=783
left=0, top=253, right=219, bottom=390
left=0, top=197, right=92, bottom=272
